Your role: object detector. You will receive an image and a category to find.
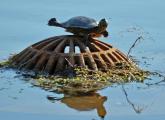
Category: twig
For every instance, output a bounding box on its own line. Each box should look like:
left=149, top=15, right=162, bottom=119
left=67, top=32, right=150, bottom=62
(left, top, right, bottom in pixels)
left=127, top=36, right=144, bottom=58
left=145, top=71, right=165, bottom=86
left=122, top=84, right=146, bottom=113
left=65, top=57, right=74, bottom=68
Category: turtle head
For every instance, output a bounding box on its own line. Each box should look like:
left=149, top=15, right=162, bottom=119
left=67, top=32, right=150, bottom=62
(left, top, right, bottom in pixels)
left=98, top=19, right=108, bottom=37
left=48, top=18, right=62, bottom=27
left=98, top=18, right=108, bottom=30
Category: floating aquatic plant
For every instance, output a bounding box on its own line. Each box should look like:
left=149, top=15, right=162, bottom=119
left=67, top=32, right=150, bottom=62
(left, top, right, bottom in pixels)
left=0, top=56, right=150, bottom=95
left=25, top=62, right=150, bottom=94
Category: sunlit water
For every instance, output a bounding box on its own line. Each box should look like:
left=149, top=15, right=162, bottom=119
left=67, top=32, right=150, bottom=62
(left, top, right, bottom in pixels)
left=0, top=0, right=165, bottom=120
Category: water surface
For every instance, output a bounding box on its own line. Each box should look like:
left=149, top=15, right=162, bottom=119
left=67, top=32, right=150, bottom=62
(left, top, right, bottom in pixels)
left=0, top=0, right=165, bottom=120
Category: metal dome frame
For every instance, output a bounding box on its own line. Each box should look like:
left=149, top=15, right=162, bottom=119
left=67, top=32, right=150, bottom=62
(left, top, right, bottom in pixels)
left=12, top=35, right=130, bottom=74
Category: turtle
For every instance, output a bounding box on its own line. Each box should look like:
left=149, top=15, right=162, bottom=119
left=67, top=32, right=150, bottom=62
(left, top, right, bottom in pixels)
left=47, top=93, right=107, bottom=119
left=48, top=16, right=109, bottom=40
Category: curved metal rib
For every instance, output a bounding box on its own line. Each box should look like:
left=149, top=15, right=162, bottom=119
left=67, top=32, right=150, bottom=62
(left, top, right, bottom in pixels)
left=11, top=35, right=131, bottom=74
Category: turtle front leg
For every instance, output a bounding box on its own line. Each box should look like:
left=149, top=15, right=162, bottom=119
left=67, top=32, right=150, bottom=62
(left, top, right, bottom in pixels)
left=83, top=34, right=90, bottom=46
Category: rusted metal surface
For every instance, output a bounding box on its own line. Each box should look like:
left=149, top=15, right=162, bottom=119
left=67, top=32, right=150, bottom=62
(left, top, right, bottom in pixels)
left=11, top=35, right=130, bottom=74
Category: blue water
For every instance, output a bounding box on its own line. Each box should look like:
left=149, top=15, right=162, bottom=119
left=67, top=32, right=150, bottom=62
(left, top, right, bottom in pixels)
left=0, top=0, right=165, bottom=120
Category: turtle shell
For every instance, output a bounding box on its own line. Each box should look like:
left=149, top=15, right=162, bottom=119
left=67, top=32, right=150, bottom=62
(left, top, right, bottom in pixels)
left=62, top=16, right=98, bottom=29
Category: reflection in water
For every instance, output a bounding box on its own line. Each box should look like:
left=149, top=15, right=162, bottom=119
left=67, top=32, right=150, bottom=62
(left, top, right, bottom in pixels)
left=122, top=85, right=147, bottom=113
left=47, top=93, right=107, bottom=119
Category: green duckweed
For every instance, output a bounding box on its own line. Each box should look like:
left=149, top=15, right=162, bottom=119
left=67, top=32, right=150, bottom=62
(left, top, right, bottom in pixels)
left=0, top=59, right=150, bottom=94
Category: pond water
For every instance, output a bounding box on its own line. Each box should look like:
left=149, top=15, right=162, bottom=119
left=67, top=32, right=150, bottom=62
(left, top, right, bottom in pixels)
left=0, top=0, right=165, bottom=120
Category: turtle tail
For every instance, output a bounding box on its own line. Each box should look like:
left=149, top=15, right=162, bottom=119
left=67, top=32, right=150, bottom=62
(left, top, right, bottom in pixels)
left=48, top=18, right=63, bottom=27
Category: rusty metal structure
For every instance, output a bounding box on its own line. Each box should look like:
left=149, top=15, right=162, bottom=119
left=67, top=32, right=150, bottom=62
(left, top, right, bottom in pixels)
left=12, top=35, right=130, bottom=74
